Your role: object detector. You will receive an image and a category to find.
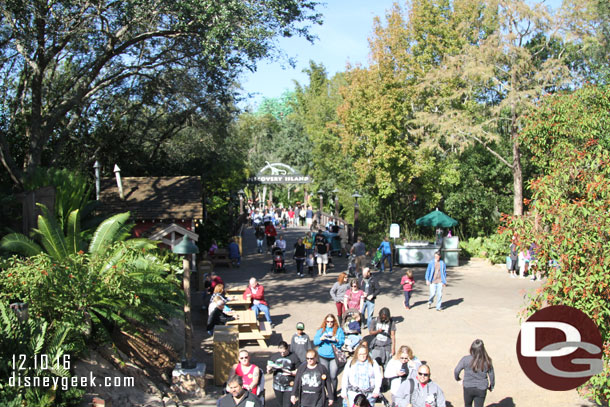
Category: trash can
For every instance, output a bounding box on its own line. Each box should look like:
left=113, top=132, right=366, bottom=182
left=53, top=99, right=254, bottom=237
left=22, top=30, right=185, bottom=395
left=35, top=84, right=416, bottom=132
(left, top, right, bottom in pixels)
left=213, top=326, right=239, bottom=386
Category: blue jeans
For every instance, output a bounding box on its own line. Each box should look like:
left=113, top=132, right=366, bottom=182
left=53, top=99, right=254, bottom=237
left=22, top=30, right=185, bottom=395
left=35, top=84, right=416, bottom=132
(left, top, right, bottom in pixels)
left=428, top=283, right=443, bottom=310
left=363, top=300, right=375, bottom=330
left=251, top=303, right=272, bottom=323
left=403, top=291, right=412, bottom=308
left=256, top=239, right=264, bottom=252
left=380, top=252, right=392, bottom=272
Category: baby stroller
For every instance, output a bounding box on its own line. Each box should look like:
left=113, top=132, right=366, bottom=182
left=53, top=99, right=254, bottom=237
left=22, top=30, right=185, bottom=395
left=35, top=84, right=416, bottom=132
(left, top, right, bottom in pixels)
left=371, top=250, right=382, bottom=270
left=347, top=254, right=357, bottom=277
left=341, top=308, right=362, bottom=355
left=271, top=247, right=286, bottom=273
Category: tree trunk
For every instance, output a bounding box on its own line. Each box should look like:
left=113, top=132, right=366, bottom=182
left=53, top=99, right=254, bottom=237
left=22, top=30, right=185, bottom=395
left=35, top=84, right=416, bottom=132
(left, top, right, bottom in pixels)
left=511, top=69, right=523, bottom=216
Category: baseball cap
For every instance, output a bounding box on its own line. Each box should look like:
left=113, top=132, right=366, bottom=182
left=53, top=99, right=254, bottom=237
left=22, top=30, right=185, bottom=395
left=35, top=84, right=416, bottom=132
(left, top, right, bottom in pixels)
left=296, top=322, right=305, bottom=330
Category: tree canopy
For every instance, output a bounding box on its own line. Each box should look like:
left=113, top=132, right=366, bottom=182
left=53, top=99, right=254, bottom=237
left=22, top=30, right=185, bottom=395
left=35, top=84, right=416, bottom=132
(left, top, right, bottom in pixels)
left=0, top=0, right=321, bottom=186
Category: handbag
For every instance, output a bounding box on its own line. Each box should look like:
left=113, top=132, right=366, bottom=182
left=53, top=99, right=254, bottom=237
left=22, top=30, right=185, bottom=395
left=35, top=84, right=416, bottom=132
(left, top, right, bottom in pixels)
left=332, top=344, right=347, bottom=368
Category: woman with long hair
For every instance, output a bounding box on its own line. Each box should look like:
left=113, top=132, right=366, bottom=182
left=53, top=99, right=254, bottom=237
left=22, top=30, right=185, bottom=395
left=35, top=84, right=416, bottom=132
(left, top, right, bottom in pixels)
left=344, top=279, right=365, bottom=314
left=454, top=339, right=495, bottom=407
left=384, top=345, right=422, bottom=403
left=340, top=343, right=382, bottom=406
left=330, top=273, right=350, bottom=325
left=313, top=313, right=345, bottom=393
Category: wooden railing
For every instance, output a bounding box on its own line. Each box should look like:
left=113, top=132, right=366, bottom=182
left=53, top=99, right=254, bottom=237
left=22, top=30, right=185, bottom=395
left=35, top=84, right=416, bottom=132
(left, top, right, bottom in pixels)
left=316, top=211, right=354, bottom=245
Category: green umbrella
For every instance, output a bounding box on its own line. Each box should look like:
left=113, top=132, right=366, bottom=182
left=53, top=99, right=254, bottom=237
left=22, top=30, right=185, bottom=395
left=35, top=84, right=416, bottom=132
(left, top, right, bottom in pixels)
left=415, top=209, right=458, bottom=228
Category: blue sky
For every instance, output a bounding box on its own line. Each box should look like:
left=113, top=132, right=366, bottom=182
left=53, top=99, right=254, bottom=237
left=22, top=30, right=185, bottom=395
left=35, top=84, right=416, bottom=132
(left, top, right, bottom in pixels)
left=238, top=0, right=564, bottom=109
left=238, top=0, right=398, bottom=108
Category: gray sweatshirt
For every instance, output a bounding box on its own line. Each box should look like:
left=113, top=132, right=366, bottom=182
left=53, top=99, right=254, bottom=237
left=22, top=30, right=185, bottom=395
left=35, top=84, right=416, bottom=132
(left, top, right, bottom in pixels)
left=395, top=379, right=446, bottom=407
left=330, top=282, right=349, bottom=303
left=454, top=355, right=495, bottom=391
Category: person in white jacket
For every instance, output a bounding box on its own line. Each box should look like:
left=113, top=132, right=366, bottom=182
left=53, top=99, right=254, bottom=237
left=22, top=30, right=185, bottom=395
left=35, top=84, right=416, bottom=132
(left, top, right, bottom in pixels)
left=340, top=343, right=382, bottom=406
left=384, top=345, right=422, bottom=403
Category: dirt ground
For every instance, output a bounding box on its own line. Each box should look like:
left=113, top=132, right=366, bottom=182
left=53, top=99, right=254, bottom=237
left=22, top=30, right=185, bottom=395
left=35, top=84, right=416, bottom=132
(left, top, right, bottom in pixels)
left=188, top=225, right=595, bottom=407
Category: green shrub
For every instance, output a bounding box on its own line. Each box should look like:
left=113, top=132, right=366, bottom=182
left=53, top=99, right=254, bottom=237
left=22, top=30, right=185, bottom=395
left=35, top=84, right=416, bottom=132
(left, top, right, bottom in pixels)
left=480, top=232, right=511, bottom=265
left=0, top=301, right=83, bottom=406
left=459, top=237, right=484, bottom=258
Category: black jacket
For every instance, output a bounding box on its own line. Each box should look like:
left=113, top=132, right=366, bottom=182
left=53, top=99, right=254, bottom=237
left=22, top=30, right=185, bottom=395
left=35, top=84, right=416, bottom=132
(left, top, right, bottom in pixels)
left=217, top=390, right=262, bottom=407
left=359, top=275, right=380, bottom=301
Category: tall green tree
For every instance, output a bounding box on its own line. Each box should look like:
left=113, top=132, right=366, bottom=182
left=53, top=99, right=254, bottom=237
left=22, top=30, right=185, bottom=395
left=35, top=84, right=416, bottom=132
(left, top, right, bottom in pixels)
left=416, top=0, right=602, bottom=215
left=0, top=0, right=321, bottom=187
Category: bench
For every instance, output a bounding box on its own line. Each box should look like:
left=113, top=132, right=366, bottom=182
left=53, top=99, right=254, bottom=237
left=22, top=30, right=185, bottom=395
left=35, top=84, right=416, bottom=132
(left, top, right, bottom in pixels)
left=209, top=249, right=232, bottom=268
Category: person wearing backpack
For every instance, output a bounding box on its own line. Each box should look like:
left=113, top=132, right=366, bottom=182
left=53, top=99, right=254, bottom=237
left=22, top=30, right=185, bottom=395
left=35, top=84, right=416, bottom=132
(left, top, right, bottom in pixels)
left=395, top=364, right=446, bottom=407
left=340, top=343, right=382, bottom=407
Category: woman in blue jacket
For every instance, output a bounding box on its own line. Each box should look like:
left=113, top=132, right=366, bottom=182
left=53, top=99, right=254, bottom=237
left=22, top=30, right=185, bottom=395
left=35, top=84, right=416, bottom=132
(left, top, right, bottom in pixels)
left=314, top=313, right=345, bottom=394
left=378, top=236, right=393, bottom=273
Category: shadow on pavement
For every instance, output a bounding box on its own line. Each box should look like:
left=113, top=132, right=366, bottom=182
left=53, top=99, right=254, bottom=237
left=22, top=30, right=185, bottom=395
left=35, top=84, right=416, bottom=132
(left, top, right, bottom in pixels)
left=487, top=397, right=516, bottom=407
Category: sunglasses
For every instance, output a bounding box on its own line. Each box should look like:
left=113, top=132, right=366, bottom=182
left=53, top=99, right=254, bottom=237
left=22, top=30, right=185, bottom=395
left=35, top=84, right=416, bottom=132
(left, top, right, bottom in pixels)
left=326, top=320, right=334, bottom=323
left=306, top=357, right=315, bottom=360
left=399, top=357, right=409, bottom=360
left=239, top=356, right=249, bottom=360
left=418, top=372, right=430, bottom=377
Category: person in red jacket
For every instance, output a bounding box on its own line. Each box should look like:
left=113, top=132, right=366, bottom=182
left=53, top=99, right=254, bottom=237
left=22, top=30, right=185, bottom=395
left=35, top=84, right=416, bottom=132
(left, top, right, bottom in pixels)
left=243, top=277, right=273, bottom=326
left=265, top=223, right=277, bottom=253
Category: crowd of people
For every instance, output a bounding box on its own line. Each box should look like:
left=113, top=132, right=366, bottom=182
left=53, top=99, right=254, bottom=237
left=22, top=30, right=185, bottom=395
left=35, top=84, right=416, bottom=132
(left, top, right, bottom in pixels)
left=213, top=207, right=496, bottom=407
left=507, top=236, right=543, bottom=281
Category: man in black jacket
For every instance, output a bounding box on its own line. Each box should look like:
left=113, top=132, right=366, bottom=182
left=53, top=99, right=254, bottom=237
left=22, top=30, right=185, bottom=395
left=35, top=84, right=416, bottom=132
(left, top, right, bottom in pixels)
left=218, top=375, right=262, bottom=407
left=359, top=267, right=381, bottom=330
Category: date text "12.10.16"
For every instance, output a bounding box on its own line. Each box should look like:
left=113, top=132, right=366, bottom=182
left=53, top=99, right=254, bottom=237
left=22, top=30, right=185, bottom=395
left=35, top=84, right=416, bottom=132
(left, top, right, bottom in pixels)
left=12, top=354, right=71, bottom=370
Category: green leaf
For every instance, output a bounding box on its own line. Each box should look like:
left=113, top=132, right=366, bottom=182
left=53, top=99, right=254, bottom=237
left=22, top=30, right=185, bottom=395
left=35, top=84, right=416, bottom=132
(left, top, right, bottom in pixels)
left=34, top=205, right=69, bottom=261
left=89, top=212, right=131, bottom=255
left=0, top=233, right=43, bottom=256
left=66, top=209, right=82, bottom=255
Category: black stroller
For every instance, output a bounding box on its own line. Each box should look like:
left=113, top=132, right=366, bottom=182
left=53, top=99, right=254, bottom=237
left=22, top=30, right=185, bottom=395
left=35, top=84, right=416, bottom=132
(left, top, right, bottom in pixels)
left=271, top=247, right=286, bottom=273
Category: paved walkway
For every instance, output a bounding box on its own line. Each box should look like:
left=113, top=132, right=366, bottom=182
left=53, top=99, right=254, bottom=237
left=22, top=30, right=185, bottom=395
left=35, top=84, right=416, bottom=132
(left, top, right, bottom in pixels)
left=191, top=225, right=593, bottom=407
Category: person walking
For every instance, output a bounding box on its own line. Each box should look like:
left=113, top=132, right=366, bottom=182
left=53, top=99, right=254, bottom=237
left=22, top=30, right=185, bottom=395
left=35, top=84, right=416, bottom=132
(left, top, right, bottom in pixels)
left=265, top=222, right=277, bottom=253
left=359, top=268, right=380, bottom=330
left=400, top=270, right=415, bottom=310
left=340, top=343, right=382, bottom=406
left=218, top=375, right=262, bottom=407
left=268, top=341, right=299, bottom=407
left=290, top=322, right=314, bottom=365
left=291, top=349, right=334, bottom=407
left=377, top=236, right=393, bottom=273
left=368, top=307, right=396, bottom=367
left=255, top=226, right=265, bottom=254
left=230, top=350, right=261, bottom=397
left=344, top=279, right=365, bottom=314
left=294, top=237, right=307, bottom=277
left=508, top=235, right=518, bottom=278
left=384, top=345, right=422, bottom=404
left=350, top=236, right=367, bottom=278
left=306, top=206, right=314, bottom=228
left=313, top=314, right=345, bottom=393
left=315, top=230, right=330, bottom=276
left=395, top=364, right=446, bottom=407
left=425, top=252, right=446, bottom=311
left=454, top=339, right=495, bottom=407
left=329, top=273, right=350, bottom=325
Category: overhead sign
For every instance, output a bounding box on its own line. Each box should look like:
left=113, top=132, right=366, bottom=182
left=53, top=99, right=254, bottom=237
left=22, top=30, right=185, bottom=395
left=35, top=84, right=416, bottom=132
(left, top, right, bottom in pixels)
left=247, top=162, right=312, bottom=184
left=248, top=175, right=312, bottom=184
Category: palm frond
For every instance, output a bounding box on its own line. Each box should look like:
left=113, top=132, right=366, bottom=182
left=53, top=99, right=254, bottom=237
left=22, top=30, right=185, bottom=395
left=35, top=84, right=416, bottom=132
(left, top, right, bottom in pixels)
left=0, top=233, right=43, bottom=256
left=89, top=212, right=131, bottom=255
left=34, top=204, right=69, bottom=261
left=66, top=209, right=82, bottom=254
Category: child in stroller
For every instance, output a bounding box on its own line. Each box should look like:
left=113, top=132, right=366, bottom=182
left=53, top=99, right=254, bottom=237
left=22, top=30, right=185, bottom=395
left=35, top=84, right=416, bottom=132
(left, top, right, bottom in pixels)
left=271, top=247, right=286, bottom=273
left=342, top=308, right=362, bottom=354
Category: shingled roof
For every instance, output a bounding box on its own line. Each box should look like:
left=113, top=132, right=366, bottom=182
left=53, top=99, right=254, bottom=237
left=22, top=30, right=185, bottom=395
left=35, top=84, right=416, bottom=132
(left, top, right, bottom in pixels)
left=99, top=176, right=203, bottom=220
